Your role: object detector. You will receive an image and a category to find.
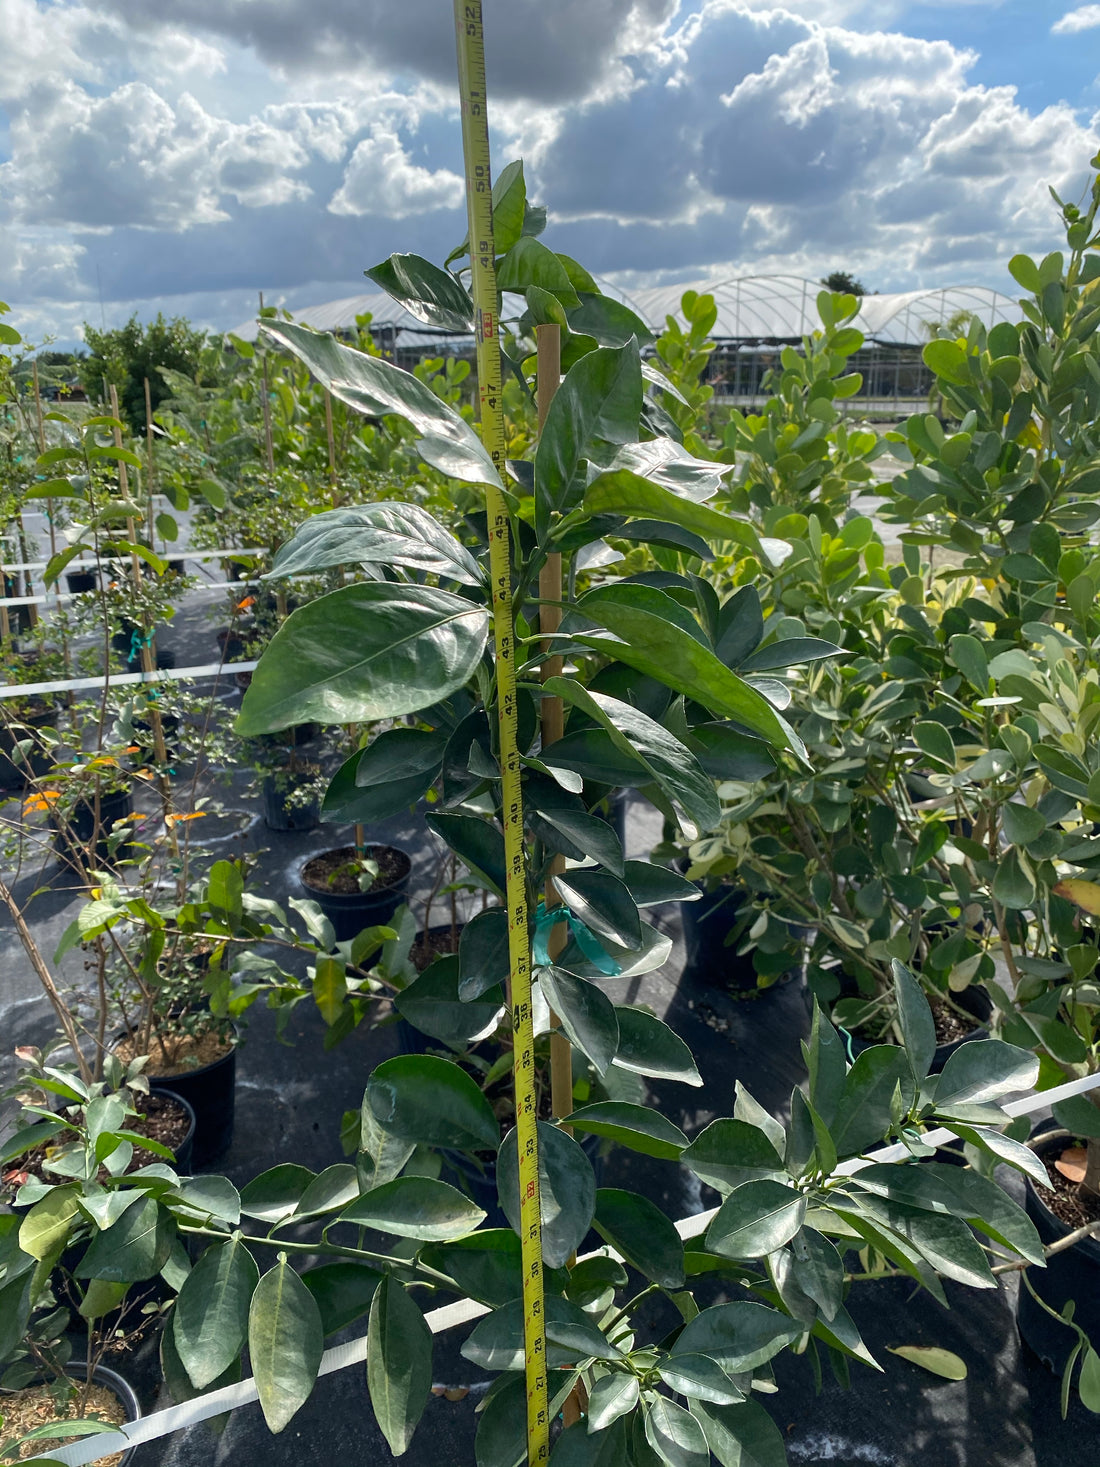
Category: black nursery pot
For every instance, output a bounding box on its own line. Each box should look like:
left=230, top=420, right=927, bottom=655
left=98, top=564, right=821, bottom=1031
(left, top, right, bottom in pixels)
left=811, top=979, right=991, bottom=1069
left=262, top=774, right=320, bottom=832
left=51, top=786, right=134, bottom=865
left=680, top=881, right=762, bottom=991
left=65, top=568, right=97, bottom=594
left=1018, top=1126, right=1100, bottom=1373
left=299, top=844, right=412, bottom=942
left=214, top=626, right=245, bottom=660
left=0, top=705, right=56, bottom=788
left=33, top=1361, right=143, bottom=1467
left=154, top=1053, right=235, bottom=1169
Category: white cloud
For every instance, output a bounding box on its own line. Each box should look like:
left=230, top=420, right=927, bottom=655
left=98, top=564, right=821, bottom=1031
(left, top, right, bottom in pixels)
left=1052, top=5, right=1100, bottom=34
left=328, top=127, right=464, bottom=218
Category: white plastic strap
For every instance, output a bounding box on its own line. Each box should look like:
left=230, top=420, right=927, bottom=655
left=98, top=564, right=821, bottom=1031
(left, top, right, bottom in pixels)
left=1, top=548, right=268, bottom=574
left=0, top=662, right=258, bottom=700
left=25, top=1063, right=1100, bottom=1464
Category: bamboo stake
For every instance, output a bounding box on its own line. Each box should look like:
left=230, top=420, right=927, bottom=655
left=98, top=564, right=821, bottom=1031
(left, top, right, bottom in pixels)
left=109, top=386, right=173, bottom=806
left=259, top=293, right=275, bottom=478
left=144, top=377, right=156, bottom=553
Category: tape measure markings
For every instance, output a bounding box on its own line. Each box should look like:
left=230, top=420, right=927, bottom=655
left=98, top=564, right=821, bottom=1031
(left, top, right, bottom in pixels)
left=453, top=5, right=550, bottom=1463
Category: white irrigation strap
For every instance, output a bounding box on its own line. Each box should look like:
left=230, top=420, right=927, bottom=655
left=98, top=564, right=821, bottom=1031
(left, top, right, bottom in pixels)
left=27, top=1068, right=1100, bottom=1466
left=0, top=661, right=258, bottom=700
left=1, top=548, right=268, bottom=574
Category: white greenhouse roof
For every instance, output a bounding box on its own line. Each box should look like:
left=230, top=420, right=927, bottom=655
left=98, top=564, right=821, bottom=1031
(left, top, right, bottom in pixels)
left=230, top=275, right=1020, bottom=350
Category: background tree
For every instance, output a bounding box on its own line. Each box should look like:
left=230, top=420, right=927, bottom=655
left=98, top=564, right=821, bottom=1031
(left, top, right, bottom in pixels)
left=79, top=313, right=208, bottom=432
left=820, top=269, right=867, bottom=296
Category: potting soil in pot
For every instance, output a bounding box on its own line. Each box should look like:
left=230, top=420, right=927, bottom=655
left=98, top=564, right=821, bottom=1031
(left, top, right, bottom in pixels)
left=302, top=844, right=408, bottom=895
left=114, top=1028, right=232, bottom=1077
left=2, top=1381, right=128, bottom=1466
left=1039, top=1144, right=1100, bottom=1234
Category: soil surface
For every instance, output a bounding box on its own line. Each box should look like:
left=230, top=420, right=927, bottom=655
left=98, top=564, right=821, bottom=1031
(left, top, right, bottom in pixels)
left=302, top=843, right=408, bottom=896
left=1, top=1380, right=127, bottom=1465
left=114, top=1027, right=233, bottom=1077
left=929, top=996, right=981, bottom=1046
left=410, top=926, right=462, bottom=972
left=2, top=1093, right=191, bottom=1192
left=1041, top=1145, right=1100, bottom=1232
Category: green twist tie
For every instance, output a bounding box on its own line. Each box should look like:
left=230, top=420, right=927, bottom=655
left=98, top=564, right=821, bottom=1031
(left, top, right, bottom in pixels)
left=532, top=899, right=620, bottom=975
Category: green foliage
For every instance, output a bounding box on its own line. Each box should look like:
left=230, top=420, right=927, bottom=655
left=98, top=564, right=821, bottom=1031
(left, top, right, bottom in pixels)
left=80, top=313, right=208, bottom=433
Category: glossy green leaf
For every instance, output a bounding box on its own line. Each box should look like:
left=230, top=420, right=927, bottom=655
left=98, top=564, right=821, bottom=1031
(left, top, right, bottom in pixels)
left=396, top=954, right=503, bottom=1048
left=1002, top=802, right=1047, bottom=846
left=535, top=342, right=641, bottom=539
left=645, top=1395, right=710, bottom=1467
left=497, top=1120, right=596, bottom=1269
left=948, top=634, right=989, bottom=693
left=267, top=503, right=483, bottom=585
left=341, top=1176, right=486, bottom=1240
left=323, top=752, right=431, bottom=824
left=259, top=319, right=499, bottom=486
left=892, top=959, right=936, bottom=1085
left=498, top=236, right=580, bottom=308
left=674, top=1301, right=800, bottom=1374
left=738, top=637, right=841, bottom=673
left=75, top=1196, right=173, bottom=1282
left=681, top=1119, right=785, bottom=1194
left=706, top=1180, right=807, bottom=1260
left=689, top=1399, right=788, bottom=1467
left=593, top=1188, right=685, bottom=1287
left=613, top=1006, right=702, bottom=1086
left=789, top=1226, right=844, bottom=1321
left=368, top=1054, right=500, bottom=1152
left=366, top=253, right=474, bottom=333
left=622, top=860, right=702, bottom=908
left=474, top=1369, right=529, bottom=1467
left=658, top=1354, right=743, bottom=1405
left=572, top=586, right=794, bottom=749
left=562, top=1101, right=687, bottom=1160
left=830, top=1046, right=914, bottom=1158
left=580, top=470, right=764, bottom=555
left=458, top=907, right=511, bottom=1001
left=425, top=812, right=506, bottom=896
left=421, top=1230, right=525, bottom=1309
left=236, top=583, right=489, bottom=735
left=18, top=1185, right=81, bottom=1261
left=567, top=293, right=655, bottom=348
left=853, top=1193, right=996, bottom=1289
left=536, top=810, right=624, bottom=876
left=248, top=1254, right=324, bottom=1433
left=367, top=1274, right=432, bottom=1456
left=931, top=1039, right=1038, bottom=1109
left=539, top=967, right=620, bottom=1075
left=912, top=721, right=956, bottom=771
left=173, top=1234, right=258, bottom=1390
left=240, top=1165, right=317, bottom=1223
left=293, top=1164, right=361, bottom=1219
left=545, top=679, right=719, bottom=834
left=587, top=1372, right=639, bottom=1431
left=555, top=867, right=641, bottom=949
left=462, top=1296, right=619, bottom=1373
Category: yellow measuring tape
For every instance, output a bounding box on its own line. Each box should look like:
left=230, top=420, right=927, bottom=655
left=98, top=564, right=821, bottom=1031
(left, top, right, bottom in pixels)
left=453, top=4, right=549, bottom=1463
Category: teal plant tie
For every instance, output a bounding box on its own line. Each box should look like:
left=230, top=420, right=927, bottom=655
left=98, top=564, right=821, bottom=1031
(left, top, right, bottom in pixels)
left=129, top=627, right=154, bottom=663
left=532, top=899, right=620, bottom=976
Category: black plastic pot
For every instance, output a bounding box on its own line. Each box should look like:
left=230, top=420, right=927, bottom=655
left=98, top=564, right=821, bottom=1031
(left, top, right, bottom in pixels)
left=126, top=645, right=176, bottom=676
left=153, top=1088, right=196, bottom=1174
left=681, top=881, right=764, bottom=991
left=1018, top=1125, right=1100, bottom=1373
left=215, top=626, right=245, bottom=660
left=65, top=568, right=97, bottom=594
left=0, top=706, right=56, bottom=787
left=51, top=786, right=134, bottom=866
left=299, top=843, right=412, bottom=942
left=809, top=979, right=991, bottom=1069
left=17, top=1360, right=143, bottom=1467
left=153, top=1052, right=234, bottom=1169
left=262, top=774, right=320, bottom=832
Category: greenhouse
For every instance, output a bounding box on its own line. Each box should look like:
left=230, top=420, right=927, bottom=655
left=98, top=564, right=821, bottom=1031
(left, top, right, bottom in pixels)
left=2, top=10, right=1100, bottom=1467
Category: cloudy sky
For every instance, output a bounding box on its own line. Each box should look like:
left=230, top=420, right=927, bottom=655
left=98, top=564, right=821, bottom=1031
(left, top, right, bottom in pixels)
left=1, top=0, right=1098, bottom=348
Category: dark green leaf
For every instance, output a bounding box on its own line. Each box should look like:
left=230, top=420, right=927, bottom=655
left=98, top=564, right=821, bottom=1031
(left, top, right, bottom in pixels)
left=368, top=1054, right=500, bottom=1151
left=789, top=1227, right=844, bottom=1321
left=240, top=1165, right=316, bottom=1223
left=458, top=907, right=511, bottom=1001
left=462, top=1296, right=619, bottom=1373
left=340, top=1176, right=486, bottom=1240
left=268, top=503, right=483, bottom=585
left=498, top=236, right=580, bottom=309
left=689, top=1399, right=788, bottom=1467
left=1002, top=803, right=1047, bottom=846
left=539, top=967, right=620, bottom=1075
left=367, top=1274, right=432, bottom=1456
left=681, top=1119, right=785, bottom=1195
left=580, top=470, right=764, bottom=556
left=931, top=1040, right=1038, bottom=1109
left=425, top=812, right=506, bottom=897
left=567, top=293, right=655, bottom=348
left=673, top=1301, right=800, bottom=1373
left=830, top=1047, right=914, bottom=1158
left=421, top=1229, right=524, bottom=1309
left=537, top=810, right=624, bottom=876
left=498, top=1121, right=596, bottom=1269
left=236, top=583, right=489, bottom=734
left=622, top=860, right=702, bottom=907
left=706, top=1181, right=807, bottom=1260
left=259, top=319, right=499, bottom=486
left=738, top=638, right=841, bottom=673
left=892, top=959, right=936, bottom=1084
left=173, top=1234, right=258, bottom=1389
left=75, top=1197, right=173, bottom=1283
left=395, top=954, right=504, bottom=1048
left=613, top=1006, right=702, bottom=1086
left=545, top=680, right=720, bottom=834
left=555, top=867, right=641, bottom=949
left=249, top=1254, right=324, bottom=1433
left=593, top=1188, right=685, bottom=1287
left=658, top=1355, right=743, bottom=1405
left=561, top=1101, right=687, bottom=1160
left=587, top=1372, right=640, bottom=1430
left=366, top=253, right=474, bottom=333
left=645, top=1395, right=710, bottom=1467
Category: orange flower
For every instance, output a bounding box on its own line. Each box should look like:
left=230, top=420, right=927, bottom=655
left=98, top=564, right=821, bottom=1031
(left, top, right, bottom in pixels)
left=236, top=595, right=255, bottom=611
left=165, top=812, right=206, bottom=828
left=23, top=789, right=61, bottom=814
